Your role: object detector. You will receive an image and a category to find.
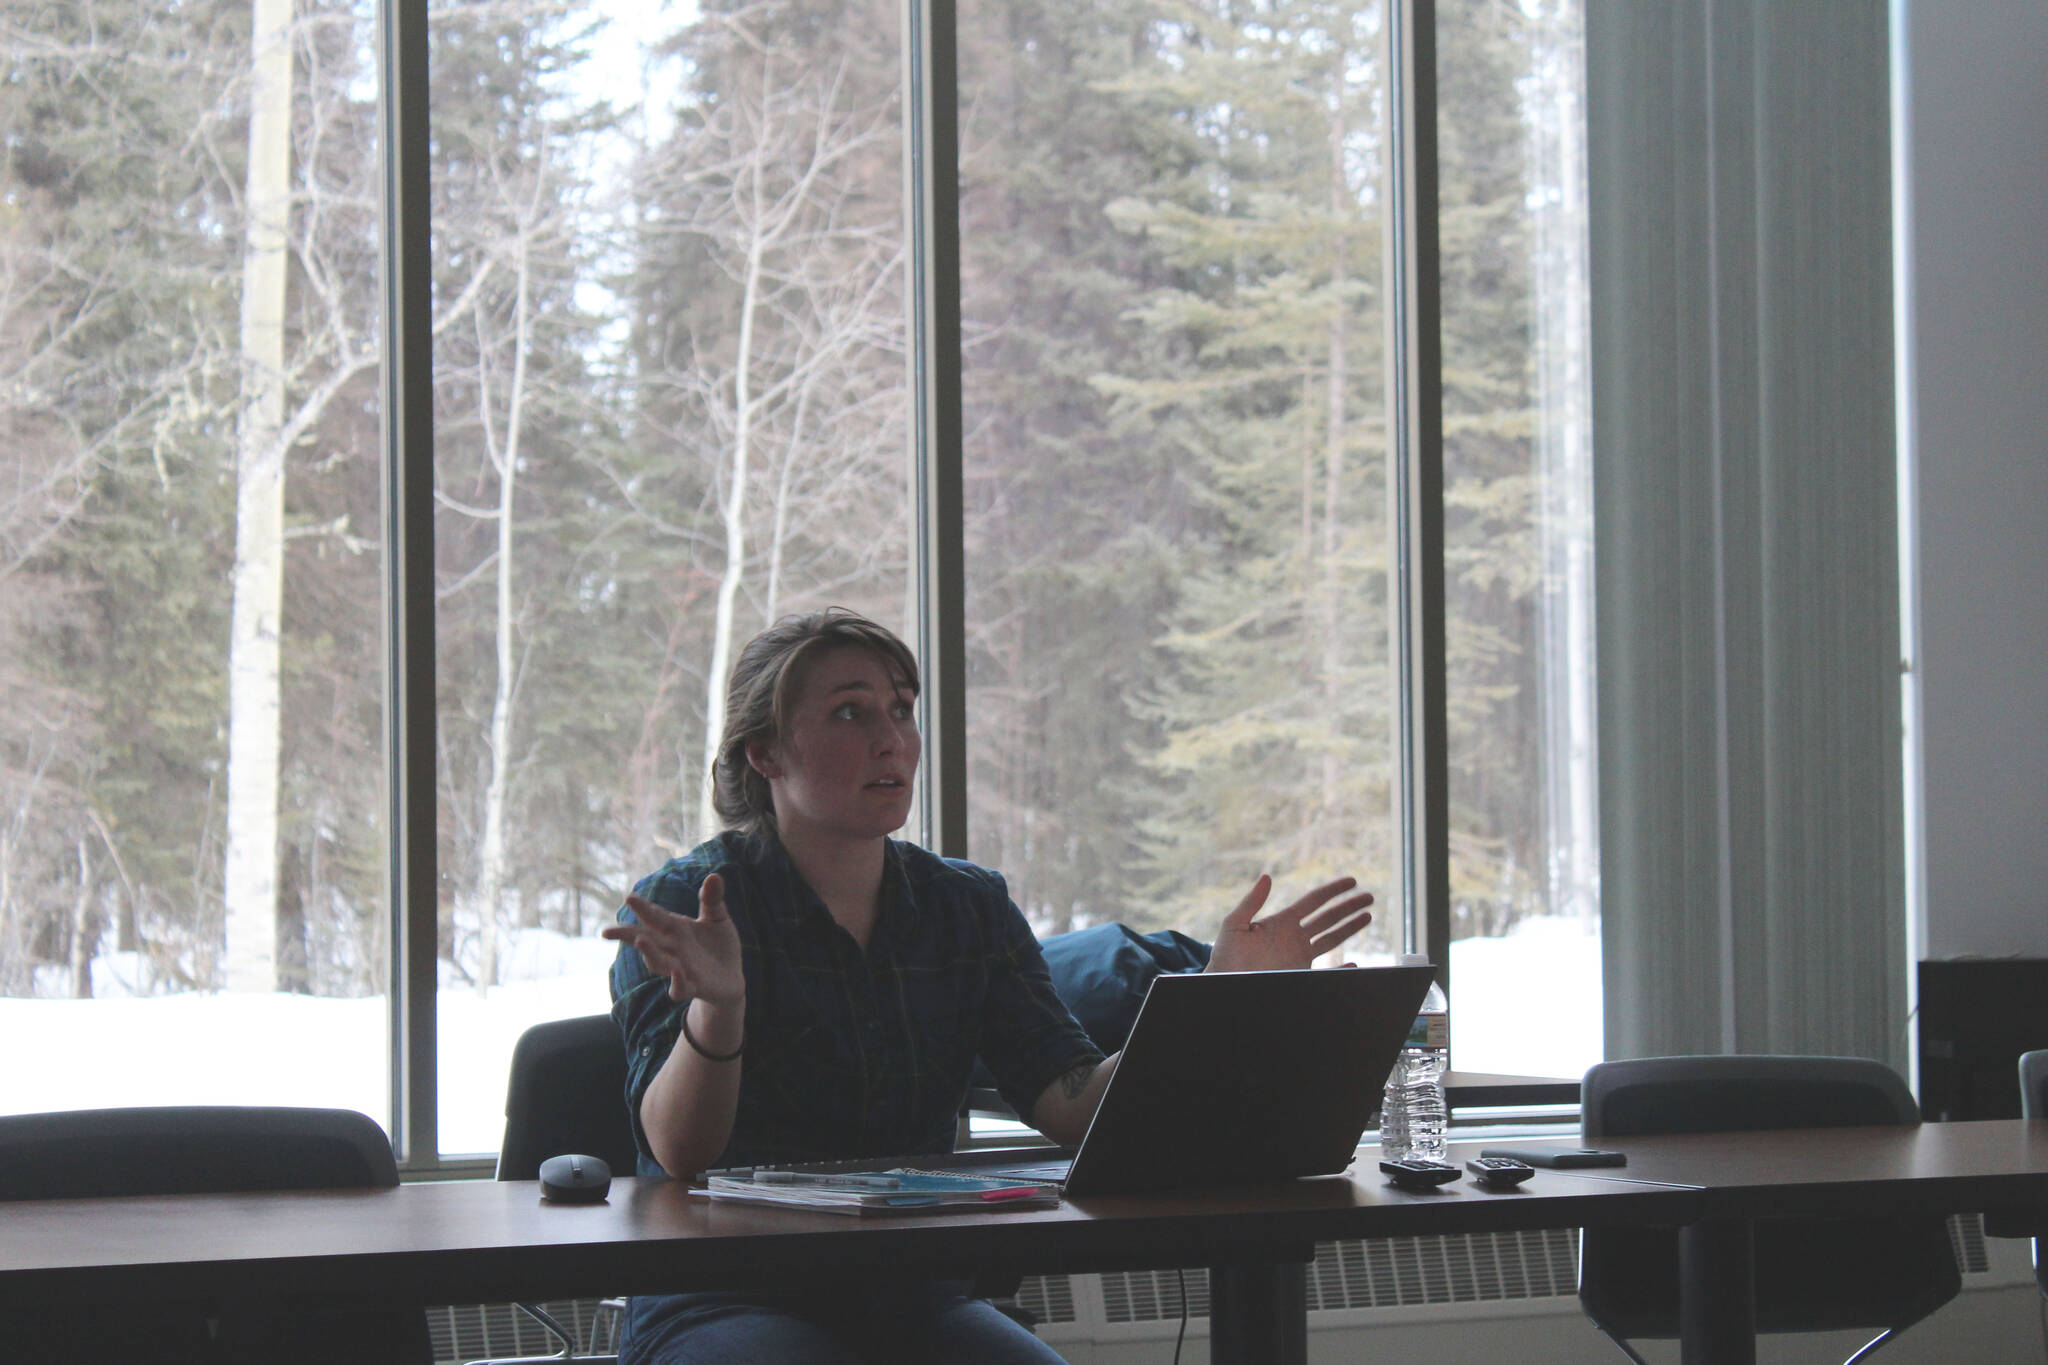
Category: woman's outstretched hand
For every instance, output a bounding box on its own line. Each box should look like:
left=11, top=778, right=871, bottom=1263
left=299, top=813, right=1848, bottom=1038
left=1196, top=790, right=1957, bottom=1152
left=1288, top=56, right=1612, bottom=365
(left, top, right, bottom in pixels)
left=1206, top=874, right=1374, bottom=973
left=601, top=873, right=746, bottom=1007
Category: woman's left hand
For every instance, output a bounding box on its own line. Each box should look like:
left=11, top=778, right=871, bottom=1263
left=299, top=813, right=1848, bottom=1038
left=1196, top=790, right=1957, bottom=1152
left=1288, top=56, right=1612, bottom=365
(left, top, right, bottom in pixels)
left=1207, top=874, right=1374, bottom=973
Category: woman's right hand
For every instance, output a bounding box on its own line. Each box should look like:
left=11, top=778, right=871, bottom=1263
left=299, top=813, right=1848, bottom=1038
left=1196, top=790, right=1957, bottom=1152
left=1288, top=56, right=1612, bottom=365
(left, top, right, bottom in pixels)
left=601, top=873, right=745, bottom=1007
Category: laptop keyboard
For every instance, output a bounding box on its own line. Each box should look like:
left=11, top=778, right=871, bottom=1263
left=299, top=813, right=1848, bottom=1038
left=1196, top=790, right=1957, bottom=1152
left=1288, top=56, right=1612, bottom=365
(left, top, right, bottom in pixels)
left=982, top=1159, right=1074, bottom=1183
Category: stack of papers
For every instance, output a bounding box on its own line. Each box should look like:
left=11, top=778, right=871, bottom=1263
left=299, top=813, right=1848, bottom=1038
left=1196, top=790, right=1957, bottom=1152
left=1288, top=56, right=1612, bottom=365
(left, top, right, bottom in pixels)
left=703, top=1167, right=1061, bottom=1217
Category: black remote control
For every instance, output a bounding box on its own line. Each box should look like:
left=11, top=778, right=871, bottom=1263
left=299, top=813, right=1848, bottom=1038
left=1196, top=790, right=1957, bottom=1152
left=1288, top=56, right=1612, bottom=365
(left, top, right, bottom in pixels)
left=1379, top=1158, right=1462, bottom=1190
left=1478, top=1145, right=1627, bottom=1169
left=1466, top=1156, right=1535, bottom=1189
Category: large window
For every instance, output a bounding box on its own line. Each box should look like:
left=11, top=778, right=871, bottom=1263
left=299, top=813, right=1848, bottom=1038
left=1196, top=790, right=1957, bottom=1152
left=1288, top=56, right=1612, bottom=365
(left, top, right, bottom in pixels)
left=1435, top=0, right=1598, bottom=1078
left=953, top=0, right=1601, bottom=1077
left=2, top=0, right=1594, bottom=1156
left=423, top=0, right=910, bottom=1152
left=2, top=0, right=390, bottom=1116
left=958, top=0, right=1400, bottom=957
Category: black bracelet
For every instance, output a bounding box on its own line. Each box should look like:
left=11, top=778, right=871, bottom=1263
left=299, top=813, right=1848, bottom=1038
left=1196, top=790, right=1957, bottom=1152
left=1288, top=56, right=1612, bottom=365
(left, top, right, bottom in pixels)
left=680, top=1008, right=743, bottom=1063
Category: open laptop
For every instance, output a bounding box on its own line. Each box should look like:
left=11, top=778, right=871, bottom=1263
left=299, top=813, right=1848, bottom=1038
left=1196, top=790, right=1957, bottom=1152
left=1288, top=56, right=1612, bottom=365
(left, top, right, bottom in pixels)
left=986, top=963, right=1436, bottom=1196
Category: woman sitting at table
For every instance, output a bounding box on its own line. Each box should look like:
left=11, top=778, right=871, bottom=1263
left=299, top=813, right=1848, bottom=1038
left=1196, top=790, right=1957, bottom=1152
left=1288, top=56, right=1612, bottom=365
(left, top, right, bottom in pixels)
left=604, top=608, right=1375, bottom=1365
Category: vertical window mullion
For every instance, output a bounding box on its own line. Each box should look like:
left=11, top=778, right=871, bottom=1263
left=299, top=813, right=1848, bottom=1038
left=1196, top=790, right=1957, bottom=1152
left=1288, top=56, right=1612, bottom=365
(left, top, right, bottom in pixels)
left=1383, top=0, right=1450, bottom=984
left=905, top=0, right=968, bottom=859
left=378, top=0, right=439, bottom=1166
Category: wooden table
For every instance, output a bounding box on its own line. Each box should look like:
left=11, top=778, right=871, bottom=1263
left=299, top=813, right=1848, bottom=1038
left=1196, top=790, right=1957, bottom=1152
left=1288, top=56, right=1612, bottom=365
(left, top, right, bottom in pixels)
left=0, top=1149, right=1691, bottom=1364
left=1568, top=1118, right=2048, bottom=1365
left=6, top=1122, right=2045, bottom=1365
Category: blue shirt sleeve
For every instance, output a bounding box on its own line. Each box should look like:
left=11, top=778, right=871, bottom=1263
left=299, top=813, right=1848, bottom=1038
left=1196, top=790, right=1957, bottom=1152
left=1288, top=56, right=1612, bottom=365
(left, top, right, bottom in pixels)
left=968, top=871, right=1106, bottom=1123
left=607, top=862, right=704, bottom=1177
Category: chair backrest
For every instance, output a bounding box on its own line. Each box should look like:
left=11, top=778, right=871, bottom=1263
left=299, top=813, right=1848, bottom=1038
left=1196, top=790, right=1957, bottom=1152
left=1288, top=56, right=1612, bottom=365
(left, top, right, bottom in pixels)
left=0, top=1105, right=397, bottom=1202
left=1583, top=1054, right=1919, bottom=1139
left=496, top=1012, right=640, bottom=1181
left=2020, top=1049, right=2048, bottom=1120
left=1577, top=1054, right=1959, bottom=1349
left=0, top=1106, right=426, bottom=1362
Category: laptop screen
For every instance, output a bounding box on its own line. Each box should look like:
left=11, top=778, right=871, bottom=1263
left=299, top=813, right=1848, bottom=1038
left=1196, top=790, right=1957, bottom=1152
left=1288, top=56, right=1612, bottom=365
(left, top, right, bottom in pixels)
left=1050, top=964, right=1435, bottom=1196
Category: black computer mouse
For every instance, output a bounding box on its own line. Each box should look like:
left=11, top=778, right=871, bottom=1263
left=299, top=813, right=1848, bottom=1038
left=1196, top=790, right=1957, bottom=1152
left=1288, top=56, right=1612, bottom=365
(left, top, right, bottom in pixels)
left=538, top=1153, right=612, bottom=1203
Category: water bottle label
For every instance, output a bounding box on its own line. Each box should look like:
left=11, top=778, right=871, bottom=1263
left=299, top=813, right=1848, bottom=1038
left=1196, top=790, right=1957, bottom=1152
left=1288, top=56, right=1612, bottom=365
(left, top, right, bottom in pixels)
left=1406, top=1012, right=1449, bottom=1050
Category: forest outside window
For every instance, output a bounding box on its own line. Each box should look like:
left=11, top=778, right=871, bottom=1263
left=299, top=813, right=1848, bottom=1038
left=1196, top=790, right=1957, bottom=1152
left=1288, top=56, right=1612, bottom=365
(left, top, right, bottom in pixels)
left=0, top=0, right=1597, bottom=1158
left=958, top=0, right=1600, bottom=1080
left=3, top=0, right=390, bottom=1115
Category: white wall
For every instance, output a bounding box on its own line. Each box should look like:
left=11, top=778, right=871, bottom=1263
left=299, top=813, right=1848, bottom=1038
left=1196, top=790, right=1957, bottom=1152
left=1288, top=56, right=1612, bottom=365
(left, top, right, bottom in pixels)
left=1900, top=0, right=2048, bottom=959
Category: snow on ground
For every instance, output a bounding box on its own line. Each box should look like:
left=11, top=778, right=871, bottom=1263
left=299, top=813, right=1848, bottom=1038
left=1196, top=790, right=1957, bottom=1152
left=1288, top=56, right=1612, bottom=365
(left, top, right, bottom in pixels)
left=0, top=920, right=1600, bottom=1153
left=1, top=929, right=619, bottom=1155
left=1448, top=916, right=1603, bottom=1080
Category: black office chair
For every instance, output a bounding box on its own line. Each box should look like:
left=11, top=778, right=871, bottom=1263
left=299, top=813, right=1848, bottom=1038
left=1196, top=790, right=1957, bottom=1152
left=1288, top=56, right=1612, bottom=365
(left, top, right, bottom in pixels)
left=1577, top=1055, right=1961, bottom=1365
left=0, top=1105, right=432, bottom=1364
left=462, top=1013, right=640, bottom=1365
left=496, top=1012, right=643, bottom=1184
left=2020, top=1049, right=2048, bottom=1303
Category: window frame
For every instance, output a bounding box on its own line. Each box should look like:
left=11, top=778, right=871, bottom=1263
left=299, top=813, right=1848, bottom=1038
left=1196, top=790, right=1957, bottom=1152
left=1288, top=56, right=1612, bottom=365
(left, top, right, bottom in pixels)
left=1382, top=0, right=1451, bottom=971
left=379, top=0, right=438, bottom=1167
left=375, top=0, right=1449, bottom=1171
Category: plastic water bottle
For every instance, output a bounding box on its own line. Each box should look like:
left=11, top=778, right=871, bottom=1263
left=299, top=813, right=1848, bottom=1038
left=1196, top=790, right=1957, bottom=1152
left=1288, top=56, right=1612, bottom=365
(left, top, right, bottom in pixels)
left=1380, top=954, right=1449, bottom=1162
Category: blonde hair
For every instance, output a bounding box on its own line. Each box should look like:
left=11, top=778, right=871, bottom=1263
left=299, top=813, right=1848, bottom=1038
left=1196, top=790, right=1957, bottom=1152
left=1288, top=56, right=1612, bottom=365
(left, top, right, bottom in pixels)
left=712, top=608, right=920, bottom=840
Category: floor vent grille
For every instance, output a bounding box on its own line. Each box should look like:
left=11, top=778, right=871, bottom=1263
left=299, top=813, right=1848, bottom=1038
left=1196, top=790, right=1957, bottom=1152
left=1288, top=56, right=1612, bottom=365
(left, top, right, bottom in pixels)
left=427, top=1215, right=1997, bottom=1359
left=1327, top=1228, right=1584, bottom=1309
left=1092, top=1227, right=1583, bottom=1324
left=1950, top=1211, right=1992, bottom=1276
left=1074, top=1216, right=1994, bottom=1328
left=1014, top=1270, right=1081, bottom=1324
left=1098, top=1264, right=1208, bottom=1324
left=429, top=1298, right=614, bottom=1364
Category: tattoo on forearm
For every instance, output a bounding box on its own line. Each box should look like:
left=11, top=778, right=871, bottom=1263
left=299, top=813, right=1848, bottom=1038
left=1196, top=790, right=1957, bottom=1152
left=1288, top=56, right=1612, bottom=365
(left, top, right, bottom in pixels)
left=1058, top=1062, right=1098, bottom=1101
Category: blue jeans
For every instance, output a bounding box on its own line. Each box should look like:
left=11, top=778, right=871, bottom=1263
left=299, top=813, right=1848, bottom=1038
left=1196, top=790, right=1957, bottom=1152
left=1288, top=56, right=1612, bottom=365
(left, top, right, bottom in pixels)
left=619, top=1281, right=1067, bottom=1365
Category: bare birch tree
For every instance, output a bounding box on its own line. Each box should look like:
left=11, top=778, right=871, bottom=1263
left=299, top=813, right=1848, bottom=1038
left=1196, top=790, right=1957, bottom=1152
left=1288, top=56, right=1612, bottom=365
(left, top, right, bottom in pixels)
left=220, top=0, right=296, bottom=993
left=632, top=33, right=901, bottom=841
left=221, top=1, right=385, bottom=993
left=444, top=156, right=570, bottom=991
